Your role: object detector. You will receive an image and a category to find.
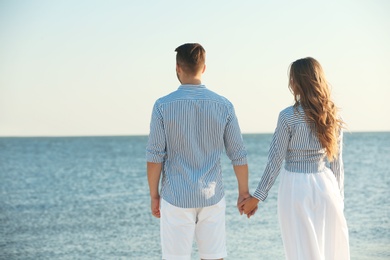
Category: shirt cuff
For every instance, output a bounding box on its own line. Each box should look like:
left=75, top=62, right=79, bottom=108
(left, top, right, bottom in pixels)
left=231, top=157, right=248, bottom=166
left=146, top=152, right=165, bottom=163
left=253, top=189, right=267, bottom=201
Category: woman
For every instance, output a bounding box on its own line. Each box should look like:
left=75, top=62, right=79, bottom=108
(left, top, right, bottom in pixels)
left=242, top=57, right=350, bottom=259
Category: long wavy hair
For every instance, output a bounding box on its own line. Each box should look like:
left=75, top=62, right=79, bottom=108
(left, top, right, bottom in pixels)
left=289, top=57, right=344, bottom=161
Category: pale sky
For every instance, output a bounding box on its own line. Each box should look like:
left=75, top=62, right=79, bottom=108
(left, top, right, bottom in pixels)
left=1, top=0, right=389, bottom=137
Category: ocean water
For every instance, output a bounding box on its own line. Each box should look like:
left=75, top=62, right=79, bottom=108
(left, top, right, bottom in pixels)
left=0, top=132, right=389, bottom=260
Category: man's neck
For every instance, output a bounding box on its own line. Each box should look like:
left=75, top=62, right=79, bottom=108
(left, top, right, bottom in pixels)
left=180, top=78, right=202, bottom=85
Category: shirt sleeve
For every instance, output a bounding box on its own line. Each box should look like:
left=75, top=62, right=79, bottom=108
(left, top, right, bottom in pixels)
left=253, top=112, right=290, bottom=201
left=146, top=101, right=166, bottom=163
left=329, top=128, right=344, bottom=200
left=223, top=105, right=247, bottom=166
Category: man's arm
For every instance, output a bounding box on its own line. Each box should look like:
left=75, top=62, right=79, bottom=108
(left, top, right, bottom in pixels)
left=147, top=162, right=162, bottom=218
left=233, top=164, right=253, bottom=214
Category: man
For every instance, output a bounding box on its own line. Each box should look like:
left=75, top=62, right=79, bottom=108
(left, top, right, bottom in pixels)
left=146, top=43, right=255, bottom=260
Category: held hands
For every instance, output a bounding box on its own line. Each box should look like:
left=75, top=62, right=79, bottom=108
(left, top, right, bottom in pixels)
left=238, top=196, right=260, bottom=218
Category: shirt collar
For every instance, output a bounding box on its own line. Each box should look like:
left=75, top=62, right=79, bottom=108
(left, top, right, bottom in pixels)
left=179, top=84, right=206, bottom=89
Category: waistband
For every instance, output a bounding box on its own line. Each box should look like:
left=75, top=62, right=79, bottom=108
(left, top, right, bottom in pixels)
left=284, top=161, right=326, bottom=174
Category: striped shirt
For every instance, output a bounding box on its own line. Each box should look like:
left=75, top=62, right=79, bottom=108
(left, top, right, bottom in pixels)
left=253, top=105, right=344, bottom=201
left=146, top=84, right=247, bottom=208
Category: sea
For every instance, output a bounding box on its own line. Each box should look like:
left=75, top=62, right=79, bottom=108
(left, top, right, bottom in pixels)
left=0, top=132, right=389, bottom=260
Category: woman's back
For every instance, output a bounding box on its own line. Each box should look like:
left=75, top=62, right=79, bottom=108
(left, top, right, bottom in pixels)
left=281, top=105, right=328, bottom=173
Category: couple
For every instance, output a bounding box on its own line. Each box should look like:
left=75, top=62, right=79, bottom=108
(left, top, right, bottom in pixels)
left=146, top=43, right=350, bottom=260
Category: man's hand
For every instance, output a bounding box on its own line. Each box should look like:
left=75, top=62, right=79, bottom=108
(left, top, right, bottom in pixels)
left=237, top=193, right=251, bottom=215
left=151, top=196, right=161, bottom=218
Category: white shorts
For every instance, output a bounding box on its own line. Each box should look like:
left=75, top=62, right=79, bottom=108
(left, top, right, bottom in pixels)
left=160, top=197, right=227, bottom=260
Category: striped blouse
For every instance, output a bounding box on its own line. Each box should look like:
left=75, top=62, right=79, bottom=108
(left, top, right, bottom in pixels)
left=146, top=84, right=247, bottom=208
left=253, top=105, right=344, bottom=201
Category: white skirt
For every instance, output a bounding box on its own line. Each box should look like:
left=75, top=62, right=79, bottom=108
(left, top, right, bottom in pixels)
left=278, top=168, right=350, bottom=260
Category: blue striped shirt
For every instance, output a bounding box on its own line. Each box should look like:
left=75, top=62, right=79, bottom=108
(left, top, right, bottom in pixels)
left=146, top=84, right=248, bottom=208
left=253, top=105, right=344, bottom=201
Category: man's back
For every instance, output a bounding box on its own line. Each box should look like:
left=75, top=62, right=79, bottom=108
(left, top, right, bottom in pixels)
left=147, top=84, right=247, bottom=208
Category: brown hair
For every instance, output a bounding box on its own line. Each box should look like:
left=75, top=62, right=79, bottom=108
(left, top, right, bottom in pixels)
left=175, top=43, right=205, bottom=75
left=289, top=57, right=344, bottom=161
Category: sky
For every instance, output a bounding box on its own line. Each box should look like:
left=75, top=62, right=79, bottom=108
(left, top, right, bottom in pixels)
left=0, top=0, right=389, bottom=137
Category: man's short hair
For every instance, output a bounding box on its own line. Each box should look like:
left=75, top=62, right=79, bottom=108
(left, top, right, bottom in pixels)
left=175, top=43, right=205, bottom=75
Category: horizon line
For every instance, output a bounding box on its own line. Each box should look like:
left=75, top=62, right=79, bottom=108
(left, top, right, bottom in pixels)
left=0, top=130, right=389, bottom=138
